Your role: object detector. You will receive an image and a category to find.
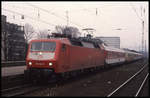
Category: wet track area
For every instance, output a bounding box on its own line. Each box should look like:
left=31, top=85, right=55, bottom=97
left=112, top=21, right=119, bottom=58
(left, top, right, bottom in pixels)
left=1, top=59, right=148, bottom=97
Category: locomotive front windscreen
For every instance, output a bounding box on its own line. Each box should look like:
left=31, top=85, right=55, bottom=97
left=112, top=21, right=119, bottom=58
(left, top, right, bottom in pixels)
left=30, top=42, right=56, bottom=52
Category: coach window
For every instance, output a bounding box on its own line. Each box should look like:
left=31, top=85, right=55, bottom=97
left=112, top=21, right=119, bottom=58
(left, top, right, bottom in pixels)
left=62, top=44, right=66, bottom=51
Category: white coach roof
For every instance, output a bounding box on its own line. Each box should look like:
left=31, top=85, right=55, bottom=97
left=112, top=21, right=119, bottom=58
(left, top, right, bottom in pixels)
left=103, top=44, right=125, bottom=53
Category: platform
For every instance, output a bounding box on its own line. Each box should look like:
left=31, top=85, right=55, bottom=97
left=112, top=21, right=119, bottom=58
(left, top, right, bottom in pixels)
left=2, top=66, right=26, bottom=77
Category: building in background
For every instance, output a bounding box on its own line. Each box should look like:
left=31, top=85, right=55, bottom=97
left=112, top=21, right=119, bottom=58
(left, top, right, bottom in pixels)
left=1, top=15, right=6, bottom=61
left=1, top=15, right=27, bottom=61
left=96, top=37, right=120, bottom=48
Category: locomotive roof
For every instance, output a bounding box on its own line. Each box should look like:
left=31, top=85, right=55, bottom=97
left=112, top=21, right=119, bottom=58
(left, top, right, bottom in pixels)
left=30, top=36, right=104, bottom=44
left=30, top=37, right=104, bottom=49
left=29, top=38, right=71, bottom=44
left=30, top=38, right=68, bottom=41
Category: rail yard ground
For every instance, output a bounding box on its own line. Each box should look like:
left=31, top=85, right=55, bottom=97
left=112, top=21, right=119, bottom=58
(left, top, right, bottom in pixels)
left=22, top=59, right=149, bottom=97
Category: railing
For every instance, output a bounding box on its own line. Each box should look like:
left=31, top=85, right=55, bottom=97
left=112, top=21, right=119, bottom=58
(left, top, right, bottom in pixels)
left=1, top=61, right=26, bottom=67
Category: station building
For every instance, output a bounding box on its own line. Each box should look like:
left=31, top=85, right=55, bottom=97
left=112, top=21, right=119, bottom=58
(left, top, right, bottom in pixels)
left=1, top=15, right=27, bottom=61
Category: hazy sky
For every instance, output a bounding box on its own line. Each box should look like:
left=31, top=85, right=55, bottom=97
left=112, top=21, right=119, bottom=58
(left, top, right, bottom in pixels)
left=2, top=1, right=149, bottom=51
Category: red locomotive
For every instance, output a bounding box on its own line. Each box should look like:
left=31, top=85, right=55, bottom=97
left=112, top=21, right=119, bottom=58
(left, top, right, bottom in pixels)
left=24, top=33, right=143, bottom=81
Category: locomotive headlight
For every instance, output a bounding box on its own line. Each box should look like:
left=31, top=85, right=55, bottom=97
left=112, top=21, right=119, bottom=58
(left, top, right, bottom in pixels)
left=29, top=62, right=32, bottom=66
left=39, top=52, right=42, bottom=55
left=49, top=62, right=53, bottom=66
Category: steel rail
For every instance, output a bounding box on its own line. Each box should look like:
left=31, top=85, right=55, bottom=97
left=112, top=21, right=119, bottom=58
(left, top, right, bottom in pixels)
left=3, top=87, right=41, bottom=97
left=1, top=84, right=42, bottom=97
left=1, top=84, right=31, bottom=93
left=4, top=82, right=58, bottom=97
left=135, top=73, right=149, bottom=97
left=107, top=63, right=147, bottom=97
left=2, top=80, right=57, bottom=96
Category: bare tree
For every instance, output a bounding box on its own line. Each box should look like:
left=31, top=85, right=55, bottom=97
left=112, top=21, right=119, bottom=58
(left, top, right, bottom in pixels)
left=64, top=26, right=81, bottom=38
left=54, top=25, right=81, bottom=38
left=36, top=29, right=49, bottom=39
left=55, top=25, right=64, bottom=34
left=24, top=23, right=35, bottom=43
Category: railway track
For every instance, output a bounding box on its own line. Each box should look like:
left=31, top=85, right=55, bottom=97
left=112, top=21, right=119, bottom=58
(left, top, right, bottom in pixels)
left=1, top=77, right=59, bottom=97
left=1, top=66, right=103, bottom=96
left=107, top=63, right=148, bottom=97
left=135, top=73, right=149, bottom=97
left=1, top=84, right=31, bottom=96
left=1, top=74, right=25, bottom=90
left=1, top=84, right=42, bottom=97
left=2, top=60, right=147, bottom=96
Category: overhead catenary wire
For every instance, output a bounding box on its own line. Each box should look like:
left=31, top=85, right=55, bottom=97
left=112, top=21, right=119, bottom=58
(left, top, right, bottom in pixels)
left=130, top=3, right=143, bottom=21
left=25, top=3, right=85, bottom=28
left=2, top=8, right=56, bottom=26
left=129, top=3, right=148, bottom=53
left=3, top=3, right=96, bottom=29
left=25, top=3, right=67, bottom=20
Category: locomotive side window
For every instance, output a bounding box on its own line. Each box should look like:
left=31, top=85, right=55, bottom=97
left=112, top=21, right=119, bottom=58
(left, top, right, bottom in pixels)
left=93, top=43, right=100, bottom=48
left=31, top=42, right=56, bottom=52
left=62, top=44, right=66, bottom=51
left=70, top=40, right=83, bottom=47
left=82, top=42, right=95, bottom=48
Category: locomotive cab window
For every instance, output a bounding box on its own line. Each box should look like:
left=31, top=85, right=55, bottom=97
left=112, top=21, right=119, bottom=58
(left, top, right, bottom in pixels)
left=31, top=42, right=56, bottom=52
